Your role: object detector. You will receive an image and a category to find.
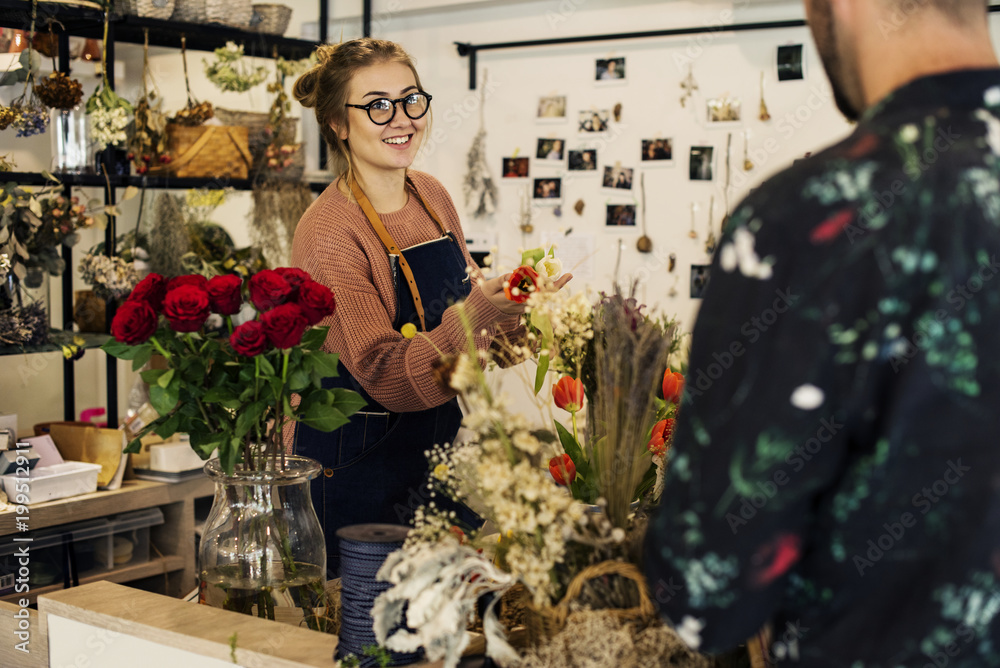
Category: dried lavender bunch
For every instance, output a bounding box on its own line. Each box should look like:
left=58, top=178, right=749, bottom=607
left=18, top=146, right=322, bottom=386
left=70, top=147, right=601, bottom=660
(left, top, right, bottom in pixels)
left=148, top=192, right=191, bottom=278
left=0, top=303, right=49, bottom=346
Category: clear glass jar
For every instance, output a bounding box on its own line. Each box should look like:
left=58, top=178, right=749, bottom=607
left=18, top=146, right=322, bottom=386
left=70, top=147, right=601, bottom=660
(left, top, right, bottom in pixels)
left=198, top=454, right=330, bottom=630
left=51, top=106, right=93, bottom=174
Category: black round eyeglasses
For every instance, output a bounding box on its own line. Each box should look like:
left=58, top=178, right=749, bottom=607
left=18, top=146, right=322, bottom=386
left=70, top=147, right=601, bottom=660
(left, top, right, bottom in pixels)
left=345, top=92, right=433, bottom=125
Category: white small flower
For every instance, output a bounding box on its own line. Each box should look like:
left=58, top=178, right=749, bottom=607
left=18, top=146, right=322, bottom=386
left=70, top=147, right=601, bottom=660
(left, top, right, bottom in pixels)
left=790, top=384, right=825, bottom=410
left=985, top=86, right=1000, bottom=107
left=677, top=616, right=705, bottom=650
left=899, top=124, right=919, bottom=144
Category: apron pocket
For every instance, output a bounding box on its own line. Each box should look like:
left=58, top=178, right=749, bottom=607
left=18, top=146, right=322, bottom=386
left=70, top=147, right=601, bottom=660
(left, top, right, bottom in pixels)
left=332, top=411, right=400, bottom=469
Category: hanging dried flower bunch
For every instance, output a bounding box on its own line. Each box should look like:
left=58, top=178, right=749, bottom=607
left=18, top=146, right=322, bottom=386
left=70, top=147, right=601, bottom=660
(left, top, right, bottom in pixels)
left=129, top=30, right=169, bottom=174
left=86, top=13, right=132, bottom=150
left=172, top=36, right=214, bottom=127
left=0, top=108, right=14, bottom=131
left=203, top=42, right=268, bottom=93
left=9, top=91, right=48, bottom=137
left=35, top=71, right=84, bottom=109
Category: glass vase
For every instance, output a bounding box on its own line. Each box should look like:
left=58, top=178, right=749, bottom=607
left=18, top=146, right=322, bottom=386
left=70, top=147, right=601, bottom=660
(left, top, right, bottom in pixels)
left=51, top=106, right=93, bottom=174
left=198, top=454, right=330, bottom=631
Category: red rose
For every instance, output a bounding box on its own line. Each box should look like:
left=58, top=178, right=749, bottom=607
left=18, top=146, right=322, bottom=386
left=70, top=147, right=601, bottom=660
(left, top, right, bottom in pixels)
left=163, top=285, right=210, bottom=333
left=274, top=267, right=310, bottom=299
left=127, top=273, right=166, bottom=312
left=552, top=376, right=585, bottom=413
left=249, top=269, right=292, bottom=312
left=503, top=265, right=540, bottom=304
left=548, top=454, right=576, bottom=486
left=261, top=303, right=308, bottom=349
left=110, top=300, right=158, bottom=344
left=297, top=280, right=336, bottom=325
left=230, top=320, right=270, bottom=357
left=662, top=369, right=685, bottom=405
left=207, top=274, right=243, bottom=315
left=166, top=274, right=208, bottom=293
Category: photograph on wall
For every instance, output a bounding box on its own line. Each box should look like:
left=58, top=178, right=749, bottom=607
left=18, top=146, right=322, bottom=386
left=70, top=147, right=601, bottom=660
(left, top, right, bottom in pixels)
left=537, top=95, right=568, bottom=121
left=502, top=157, right=529, bottom=179
left=641, top=138, right=673, bottom=163
left=602, top=165, right=634, bottom=190
left=707, top=97, right=742, bottom=124
left=595, top=57, right=626, bottom=83
left=533, top=177, right=562, bottom=202
left=606, top=204, right=637, bottom=227
left=536, top=138, right=566, bottom=162
left=777, top=44, right=805, bottom=81
left=691, top=264, right=712, bottom=299
left=578, top=110, right=610, bottom=133
left=568, top=149, right=598, bottom=171
left=689, top=146, right=714, bottom=181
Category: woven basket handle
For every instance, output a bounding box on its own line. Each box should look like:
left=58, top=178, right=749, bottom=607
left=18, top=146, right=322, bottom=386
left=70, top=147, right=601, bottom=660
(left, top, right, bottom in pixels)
left=167, top=126, right=217, bottom=170
left=225, top=127, right=253, bottom=165
left=557, top=560, right=656, bottom=620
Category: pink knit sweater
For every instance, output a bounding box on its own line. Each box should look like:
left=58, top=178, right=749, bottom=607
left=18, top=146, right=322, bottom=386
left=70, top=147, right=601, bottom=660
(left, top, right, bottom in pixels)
left=291, top=171, right=521, bottom=413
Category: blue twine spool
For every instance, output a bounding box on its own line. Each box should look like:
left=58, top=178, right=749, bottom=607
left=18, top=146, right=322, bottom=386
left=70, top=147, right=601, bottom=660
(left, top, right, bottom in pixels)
left=335, top=524, right=421, bottom=667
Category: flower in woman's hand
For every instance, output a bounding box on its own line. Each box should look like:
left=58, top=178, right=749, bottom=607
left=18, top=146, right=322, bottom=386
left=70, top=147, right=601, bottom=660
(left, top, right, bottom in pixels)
left=110, top=300, right=158, bottom=344
left=230, top=320, right=270, bottom=357
left=548, top=453, right=577, bottom=486
left=127, top=273, right=166, bottom=312
left=662, top=369, right=685, bottom=405
left=249, top=269, right=292, bottom=312
left=297, top=279, right=336, bottom=326
left=261, top=303, right=308, bottom=349
left=538, top=255, right=563, bottom=280
left=504, top=265, right=540, bottom=303
left=206, top=274, right=243, bottom=315
left=163, top=285, right=211, bottom=333
left=166, top=274, right=208, bottom=293
left=552, top=376, right=585, bottom=413
left=647, top=418, right=675, bottom=457
left=274, top=267, right=310, bottom=299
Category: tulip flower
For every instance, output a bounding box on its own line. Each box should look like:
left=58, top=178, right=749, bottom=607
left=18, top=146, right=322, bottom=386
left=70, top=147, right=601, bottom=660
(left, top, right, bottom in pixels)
left=503, top=265, right=540, bottom=303
left=663, top=369, right=685, bottom=405
left=549, top=454, right=577, bottom=486
left=647, top=418, right=675, bottom=458
left=552, top=376, right=585, bottom=414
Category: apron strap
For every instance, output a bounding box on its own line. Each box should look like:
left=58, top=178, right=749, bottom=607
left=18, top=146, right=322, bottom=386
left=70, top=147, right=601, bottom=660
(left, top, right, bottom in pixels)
left=349, top=176, right=451, bottom=332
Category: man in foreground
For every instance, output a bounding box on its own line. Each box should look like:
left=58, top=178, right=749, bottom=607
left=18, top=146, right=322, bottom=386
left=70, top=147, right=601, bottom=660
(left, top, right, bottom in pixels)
left=645, top=1, right=1000, bottom=665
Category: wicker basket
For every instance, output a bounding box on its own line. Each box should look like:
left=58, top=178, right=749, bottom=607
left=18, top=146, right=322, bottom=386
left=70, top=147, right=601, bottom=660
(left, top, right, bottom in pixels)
left=170, top=0, right=207, bottom=23
left=172, top=0, right=251, bottom=26
left=157, top=124, right=252, bottom=179
left=214, top=107, right=297, bottom=173
left=116, top=0, right=175, bottom=19
left=251, top=4, right=292, bottom=35
left=523, top=561, right=657, bottom=647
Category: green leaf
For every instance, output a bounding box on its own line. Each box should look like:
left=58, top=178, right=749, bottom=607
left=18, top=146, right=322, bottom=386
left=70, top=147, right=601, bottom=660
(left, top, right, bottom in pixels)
left=258, top=355, right=276, bottom=377
left=310, top=351, right=340, bottom=379
left=301, top=406, right=348, bottom=432
left=331, top=388, right=366, bottom=417
left=131, top=346, right=153, bottom=371
left=157, top=368, right=175, bottom=389
left=202, top=386, right=237, bottom=403
left=288, top=367, right=311, bottom=392
left=534, top=353, right=549, bottom=395
left=235, top=400, right=267, bottom=438
left=124, top=436, right=144, bottom=454
left=300, top=327, right=328, bottom=350
left=140, top=368, right=167, bottom=385
left=102, top=338, right=148, bottom=360
left=153, top=413, right=182, bottom=440
left=520, top=247, right=545, bottom=268
left=190, top=432, right=224, bottom=460
left=150, top=383, right=180, bottom=416
left=555, top=420, right=591, bottom=481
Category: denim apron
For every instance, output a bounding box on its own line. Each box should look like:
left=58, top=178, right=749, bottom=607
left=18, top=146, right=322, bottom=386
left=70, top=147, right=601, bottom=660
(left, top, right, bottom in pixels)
left=294, top=177, right=473, bottom=578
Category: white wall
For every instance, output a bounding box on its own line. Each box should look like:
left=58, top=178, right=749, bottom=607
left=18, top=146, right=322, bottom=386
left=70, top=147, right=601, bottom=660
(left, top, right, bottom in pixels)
left=2, top=1, right=997, bottom=432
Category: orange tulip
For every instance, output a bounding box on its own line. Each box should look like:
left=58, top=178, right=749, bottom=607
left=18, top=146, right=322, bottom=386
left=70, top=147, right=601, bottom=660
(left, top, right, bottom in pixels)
left=552, top=376, right=585, bottom=413
left=647, top=418, right=675, bottom=457
left=662, top=369, right=685, bottom=405
left=503, top=265, right=540, bottom=303
left=548, top=454, right=577, bottom=486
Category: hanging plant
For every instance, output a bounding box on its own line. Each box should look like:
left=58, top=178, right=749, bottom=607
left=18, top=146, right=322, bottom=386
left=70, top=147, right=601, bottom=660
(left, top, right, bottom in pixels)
left=129, top=29, right=169, bottom=174
left=35, top=72, right=84, bottom=110
left=463, top=71, right=498, bottom=219
left=86, top=10, right=133, bottom=151
left=204, top=42, right=268, bottom=93
left=172, top=36, right=214, bottom=127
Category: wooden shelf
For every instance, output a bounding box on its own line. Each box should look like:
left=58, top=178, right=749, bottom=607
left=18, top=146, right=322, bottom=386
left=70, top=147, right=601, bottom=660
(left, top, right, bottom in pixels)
left=1, top=554, right=185, bottom=606
left=0, top=477, right=215, bottom=537
left=0, top=172, right=331, bottom=193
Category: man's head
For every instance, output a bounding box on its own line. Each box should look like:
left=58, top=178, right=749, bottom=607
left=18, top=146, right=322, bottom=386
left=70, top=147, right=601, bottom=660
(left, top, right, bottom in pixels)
left=804, top=0, right=992, bottom=121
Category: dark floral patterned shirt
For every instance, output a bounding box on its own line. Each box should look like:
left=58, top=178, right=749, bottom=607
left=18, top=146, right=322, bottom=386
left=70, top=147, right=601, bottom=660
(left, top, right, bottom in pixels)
left=645, top=70, right=1000, bottom=667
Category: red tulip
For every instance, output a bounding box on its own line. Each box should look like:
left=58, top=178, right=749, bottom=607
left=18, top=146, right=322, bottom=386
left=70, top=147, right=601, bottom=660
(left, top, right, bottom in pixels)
left=647, top=418, right=675, bottom=457
left=503, top=265, right=540, bottom=303
left=548, top=454, right=576, bottom=486
left=552, top=376, right=585, bottom=414
left=662, top=369, right=685, bottom=405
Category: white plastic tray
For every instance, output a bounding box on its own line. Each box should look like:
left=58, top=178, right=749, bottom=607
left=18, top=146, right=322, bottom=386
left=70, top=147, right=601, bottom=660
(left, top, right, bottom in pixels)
left=0, top=461, right=102, bottom=505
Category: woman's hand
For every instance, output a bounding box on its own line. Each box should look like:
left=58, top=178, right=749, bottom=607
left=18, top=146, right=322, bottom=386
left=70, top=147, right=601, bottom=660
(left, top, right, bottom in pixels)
left=479, top=272, right=574, bottom=315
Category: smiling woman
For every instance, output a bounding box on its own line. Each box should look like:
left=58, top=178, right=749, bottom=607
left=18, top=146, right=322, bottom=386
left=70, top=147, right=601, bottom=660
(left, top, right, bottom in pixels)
left=287, top=39, right=571, bottom=577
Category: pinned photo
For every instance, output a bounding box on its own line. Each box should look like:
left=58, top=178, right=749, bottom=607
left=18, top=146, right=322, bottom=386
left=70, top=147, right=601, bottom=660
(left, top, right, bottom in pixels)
left=595, top=57, right=626, bottom=83
left=641, top=138, right=673, bottom=163
left=691, top=264, right=712, bottom=299
left=568, top=149, right=598, bottom=171
left=502, top=157, right=529, bottom=178
left=606, top=204, right=636, bottom=227
left=777, top=44, right=805, bottom=81
left=578, top=110, right=610, bottom=133
left=536, top=138, right=566, bottom=161
left=533, top=178, right=562, bottom=201
left=603, top=166, right=634, bottom=190
left=707, top=97, right=742, bottom=123
left=537, top=95, right=567, bottom=121
left=690, top=146, right=714, bottom=181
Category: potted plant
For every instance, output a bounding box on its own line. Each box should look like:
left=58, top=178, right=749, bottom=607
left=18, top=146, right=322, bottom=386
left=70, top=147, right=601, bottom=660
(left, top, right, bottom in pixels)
left=102, top=268, right=363, bottom=628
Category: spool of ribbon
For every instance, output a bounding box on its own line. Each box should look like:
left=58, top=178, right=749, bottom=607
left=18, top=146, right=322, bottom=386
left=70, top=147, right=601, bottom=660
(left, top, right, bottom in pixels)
left=336, top=524, right=422, bottom=667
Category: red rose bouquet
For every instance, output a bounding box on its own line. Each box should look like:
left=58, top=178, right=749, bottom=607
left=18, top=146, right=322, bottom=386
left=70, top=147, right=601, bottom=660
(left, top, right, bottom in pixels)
left=102, top=268, right=363, bottom=473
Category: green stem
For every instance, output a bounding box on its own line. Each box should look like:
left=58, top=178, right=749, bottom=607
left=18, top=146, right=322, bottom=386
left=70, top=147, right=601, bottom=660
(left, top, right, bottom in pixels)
left=149, top=335, right=171, bottom=362
left=571, top=410, right=580, bottom=448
